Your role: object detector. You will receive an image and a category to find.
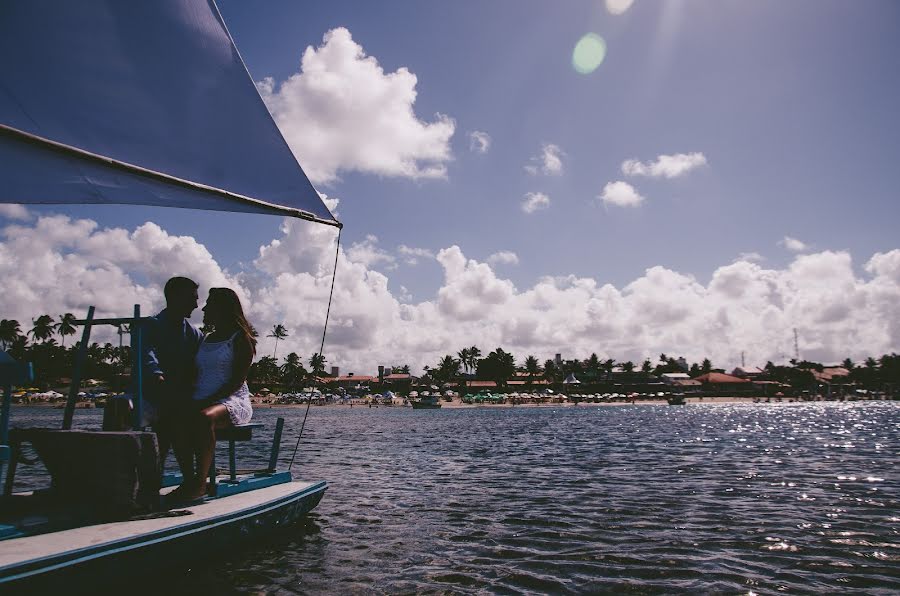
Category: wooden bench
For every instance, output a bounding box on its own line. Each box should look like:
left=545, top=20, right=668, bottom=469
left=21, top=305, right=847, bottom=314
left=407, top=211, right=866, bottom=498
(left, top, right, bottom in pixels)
left=207, top=418, right=284, bottom=497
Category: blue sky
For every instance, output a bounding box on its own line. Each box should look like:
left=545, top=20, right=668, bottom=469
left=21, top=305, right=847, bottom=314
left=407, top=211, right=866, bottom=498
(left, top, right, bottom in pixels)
left=216, top=0, right=900, bottom=292
left=4, top=0, right=900, bottom=372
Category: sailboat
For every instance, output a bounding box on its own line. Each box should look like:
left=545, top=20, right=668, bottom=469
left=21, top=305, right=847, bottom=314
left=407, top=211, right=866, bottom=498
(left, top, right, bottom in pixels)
left=0, top=0, right=340, bottom=588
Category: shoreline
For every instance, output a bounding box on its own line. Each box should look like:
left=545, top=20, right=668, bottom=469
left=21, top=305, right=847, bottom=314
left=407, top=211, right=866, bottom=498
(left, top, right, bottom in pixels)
left=251, top=395, right=889, bottom=408
left=9, top=395, right=892, bottom=410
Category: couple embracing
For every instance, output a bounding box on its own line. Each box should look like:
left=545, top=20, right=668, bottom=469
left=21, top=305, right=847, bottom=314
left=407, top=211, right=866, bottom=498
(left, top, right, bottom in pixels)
left=143, top=276, right=255, bottom=501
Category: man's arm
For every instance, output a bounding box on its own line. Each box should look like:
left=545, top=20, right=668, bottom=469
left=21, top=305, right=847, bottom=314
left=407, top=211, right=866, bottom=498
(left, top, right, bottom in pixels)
left=142, top=319, right=165, bottom=381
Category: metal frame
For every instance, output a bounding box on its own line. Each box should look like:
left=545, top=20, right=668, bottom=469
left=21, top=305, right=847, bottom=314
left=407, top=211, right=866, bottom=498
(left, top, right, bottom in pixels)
left=64, top=305, right=150, bottom=430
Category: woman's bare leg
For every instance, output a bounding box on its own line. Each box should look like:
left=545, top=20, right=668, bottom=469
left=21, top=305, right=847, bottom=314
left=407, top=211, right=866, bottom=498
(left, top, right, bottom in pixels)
left=188, top=404, right=232, bottom=499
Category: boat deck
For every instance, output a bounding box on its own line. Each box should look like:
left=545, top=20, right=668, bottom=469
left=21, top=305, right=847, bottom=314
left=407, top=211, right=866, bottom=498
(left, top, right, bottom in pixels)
left=0, top=480, right=326, bottom=585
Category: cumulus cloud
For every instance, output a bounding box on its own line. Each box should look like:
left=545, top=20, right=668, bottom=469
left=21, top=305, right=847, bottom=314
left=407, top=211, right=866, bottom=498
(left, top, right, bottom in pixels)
left=488, top=251, right=520, bottom=266
left=0, top=204, right=30, bottom=220
left=525, top=144, right=564, bottom=176
left=257, top=27, right=455, bottom=185
left=3, top=215, right=899, bottom=377
left=622, top=152, right=707, bottom=178
left=345, top=235, right=396, bottom=270
left=780, top=236, right=808, bottom=252
left=736, top=252, right=765, bottom=263
left=600, top=181, right=644, bottom=207
left=468, top=131, right=491, bottom=154
left=397, top=245, right=435, bottom=266
left=521, top=192, right=551, bottom=214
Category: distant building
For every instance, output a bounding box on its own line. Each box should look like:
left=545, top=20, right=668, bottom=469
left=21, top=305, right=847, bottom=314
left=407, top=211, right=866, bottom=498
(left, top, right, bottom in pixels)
left=731, top=366, right=764, bottom=380
left=693, top=372, right=753, bottom=395
left=661, top=372, right=691, bottom=384
left=382, top=373, right=413, bottom=394
left=329, top=374, right=376, bottom=391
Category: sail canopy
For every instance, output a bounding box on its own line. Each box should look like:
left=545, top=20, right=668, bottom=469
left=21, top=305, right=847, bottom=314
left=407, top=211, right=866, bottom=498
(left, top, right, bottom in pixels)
left=0, top=0, right=339, bottom=227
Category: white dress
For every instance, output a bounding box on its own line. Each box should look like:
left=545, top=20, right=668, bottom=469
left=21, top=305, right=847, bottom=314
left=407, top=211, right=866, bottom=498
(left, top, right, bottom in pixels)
left=192, top=333, right=253, bottom=425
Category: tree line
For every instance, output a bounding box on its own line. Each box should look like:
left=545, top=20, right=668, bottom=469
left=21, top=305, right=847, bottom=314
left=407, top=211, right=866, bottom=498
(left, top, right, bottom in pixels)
left=3, top=317, right=899, bottom=393
left=420, top=347, right=900, bottom=393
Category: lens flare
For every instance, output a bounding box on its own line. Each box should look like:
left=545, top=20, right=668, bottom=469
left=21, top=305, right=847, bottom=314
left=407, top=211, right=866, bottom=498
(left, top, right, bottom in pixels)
left=572, top=33, right=606, bottom=74
left=606, top=0, right=635, bottom=15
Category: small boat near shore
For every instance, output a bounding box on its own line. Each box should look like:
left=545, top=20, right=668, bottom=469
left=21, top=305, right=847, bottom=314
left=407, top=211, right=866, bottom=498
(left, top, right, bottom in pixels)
left=411, top=393, right=442, bottom=409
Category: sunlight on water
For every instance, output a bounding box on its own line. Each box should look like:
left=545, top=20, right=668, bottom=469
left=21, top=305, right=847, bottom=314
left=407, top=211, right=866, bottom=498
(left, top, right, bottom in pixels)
left=572, top=33, right=607, bottom=74
left=8, top=402, right=899, bottom=593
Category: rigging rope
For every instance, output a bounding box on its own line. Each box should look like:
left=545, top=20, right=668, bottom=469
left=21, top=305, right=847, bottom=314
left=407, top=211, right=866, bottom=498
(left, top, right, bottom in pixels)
left=289, top=226, right=341, bottom=471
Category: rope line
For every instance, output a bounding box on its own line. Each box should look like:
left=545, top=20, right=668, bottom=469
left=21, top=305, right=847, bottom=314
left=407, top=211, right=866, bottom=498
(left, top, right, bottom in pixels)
left=289, top=226, right=341, bottom=471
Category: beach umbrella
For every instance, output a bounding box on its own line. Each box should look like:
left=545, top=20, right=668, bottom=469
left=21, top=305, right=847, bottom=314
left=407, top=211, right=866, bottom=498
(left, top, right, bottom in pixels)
left=563, top=373, right=581, bottom=384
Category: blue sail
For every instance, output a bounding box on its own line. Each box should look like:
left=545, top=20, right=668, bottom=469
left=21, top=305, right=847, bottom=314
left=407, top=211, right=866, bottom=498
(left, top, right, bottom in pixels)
left=0, top=0, right=339, bottom=227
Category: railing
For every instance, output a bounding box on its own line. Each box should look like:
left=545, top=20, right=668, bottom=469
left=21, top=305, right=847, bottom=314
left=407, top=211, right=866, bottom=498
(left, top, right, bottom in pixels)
left=65, top=305, right=152, bottom=430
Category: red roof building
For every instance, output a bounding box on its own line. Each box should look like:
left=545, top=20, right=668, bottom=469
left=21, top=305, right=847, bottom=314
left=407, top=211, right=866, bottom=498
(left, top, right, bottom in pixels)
left=694, top=372, right=751, bottom=384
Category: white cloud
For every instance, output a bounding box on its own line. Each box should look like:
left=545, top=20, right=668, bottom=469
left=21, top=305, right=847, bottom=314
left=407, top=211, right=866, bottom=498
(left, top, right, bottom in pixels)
left=468, top=131, right=491, bottom=154
left=521, top=192, right=551, bottom=214
left=525, top=144, right=564, bottom=176
left=606, top=0, right=635, bottom=15
left=3, top=215, right=899, bottom=377
left=0, top=204, right=30, bottom=220
left=397, top=245, right=435, bottom=266
left=257, top=27, right=455, bottom=185
left=621, top=152, right=707, bottom=178
left=488, top=251, right=520, bottom=266
left=345, top=235, right=396, bottom=270
left=736, top=252, right=766, bottom=263
left=780, top=236, right=808, bottom=252
left=600, top=181, right=644, bottom=207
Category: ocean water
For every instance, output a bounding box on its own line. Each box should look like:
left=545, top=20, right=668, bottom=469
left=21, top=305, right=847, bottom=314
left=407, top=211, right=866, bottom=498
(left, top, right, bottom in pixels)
left=8, top=403, right=900, bottom=594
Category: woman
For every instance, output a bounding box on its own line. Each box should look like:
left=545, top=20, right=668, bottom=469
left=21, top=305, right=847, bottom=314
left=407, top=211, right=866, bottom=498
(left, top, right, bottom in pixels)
left=173, top=287, right=255, bottom=500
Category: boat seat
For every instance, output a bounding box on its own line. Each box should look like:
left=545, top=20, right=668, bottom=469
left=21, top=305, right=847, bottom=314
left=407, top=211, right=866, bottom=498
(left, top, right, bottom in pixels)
left=208, top=419, right=284, bottom=497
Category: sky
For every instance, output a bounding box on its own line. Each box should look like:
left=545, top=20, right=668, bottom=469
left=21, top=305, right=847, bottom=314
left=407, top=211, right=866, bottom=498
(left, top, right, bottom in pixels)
left=3, top=0, right=900, bottom=374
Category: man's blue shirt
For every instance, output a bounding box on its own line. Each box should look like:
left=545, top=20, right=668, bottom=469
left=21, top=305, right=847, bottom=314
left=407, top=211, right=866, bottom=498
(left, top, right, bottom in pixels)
left=143, top=308, right=202, bottom=403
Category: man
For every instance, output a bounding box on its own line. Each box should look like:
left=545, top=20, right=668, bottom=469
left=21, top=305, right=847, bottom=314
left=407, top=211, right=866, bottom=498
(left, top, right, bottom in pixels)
left=143, top=276, right=202, bottom=475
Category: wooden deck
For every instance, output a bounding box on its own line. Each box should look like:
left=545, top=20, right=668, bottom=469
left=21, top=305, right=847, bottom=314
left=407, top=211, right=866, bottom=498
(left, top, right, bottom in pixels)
left=0, top=480, right=326, bottom=587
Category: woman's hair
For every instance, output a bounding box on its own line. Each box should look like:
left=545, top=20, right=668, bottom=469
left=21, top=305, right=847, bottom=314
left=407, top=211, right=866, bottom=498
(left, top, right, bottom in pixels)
left=207, top=287, right=257, bottom=355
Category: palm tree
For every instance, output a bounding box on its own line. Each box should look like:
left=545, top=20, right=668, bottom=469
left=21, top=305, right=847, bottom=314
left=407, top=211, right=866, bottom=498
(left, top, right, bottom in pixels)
left=29, top=315, right=56, bottom=343
left=603, top=358, right=616, bottom=381
left=436, top=355, right=461, bottom=384
left=468, top=346, right=482, bottom=373
left=309, top=352, right=327, bottom=377
left=457, top=348, right=471, bottom=374
left=267, top=324, right=289, bottom=358
left=585, top=353, right=601, bottom=379
left=57, top=313, right=78, bottom=347
left=0, top=319, right=23, bottom=351
left=524, top=355, right=540, bottom=386
left=543, top=359, right=558, bottom=384
left=281, top=352, right=307, bottom=389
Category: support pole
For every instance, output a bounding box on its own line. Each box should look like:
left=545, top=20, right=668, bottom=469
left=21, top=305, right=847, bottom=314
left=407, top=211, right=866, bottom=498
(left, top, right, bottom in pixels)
left=63, top=307, right=94, bottom=430
left=268, top=417, right=285, bottom=473
left=131, top=305, right=143, bottom=430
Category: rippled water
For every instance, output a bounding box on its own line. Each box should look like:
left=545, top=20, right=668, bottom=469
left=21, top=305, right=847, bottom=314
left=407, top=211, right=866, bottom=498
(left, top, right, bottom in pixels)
left=9, top=403, right=900, bottom=594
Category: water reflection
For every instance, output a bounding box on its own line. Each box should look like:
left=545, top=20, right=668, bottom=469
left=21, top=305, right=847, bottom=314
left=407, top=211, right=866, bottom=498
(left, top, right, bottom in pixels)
left=9, top=402, right=899, bottom=593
